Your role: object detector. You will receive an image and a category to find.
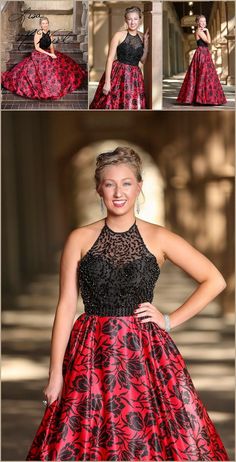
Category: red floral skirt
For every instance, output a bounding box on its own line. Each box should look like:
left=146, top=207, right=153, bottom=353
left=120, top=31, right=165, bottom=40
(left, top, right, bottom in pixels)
left=89, top=60, right=146, bottom=110
left=1, top=50, right=87, bottom=100
left=26, top=313, right=229, bottom=461
left=177, top=46, right=226, bottom=105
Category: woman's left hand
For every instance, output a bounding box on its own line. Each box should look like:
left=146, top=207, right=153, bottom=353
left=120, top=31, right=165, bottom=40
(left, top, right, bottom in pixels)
left=134, top=302, right=166, bottom=329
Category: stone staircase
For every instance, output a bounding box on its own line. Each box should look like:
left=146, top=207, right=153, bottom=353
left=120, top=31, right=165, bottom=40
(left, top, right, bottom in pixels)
left=2, top=31, right=88, bottom=110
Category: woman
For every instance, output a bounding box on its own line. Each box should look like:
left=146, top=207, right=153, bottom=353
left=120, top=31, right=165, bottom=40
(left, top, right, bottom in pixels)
left=90, top=7, right=149, bottom=110
left=177, top=15, right=226, bottom=105
left=1, top=17, right=87, bottom=100
left=26, top=147, right=229, bottom=461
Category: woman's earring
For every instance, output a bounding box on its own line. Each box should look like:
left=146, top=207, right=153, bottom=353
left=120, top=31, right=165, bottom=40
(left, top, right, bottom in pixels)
left=100, top=197, right=104, bottom=214
left=136, top=198, right=140, bottom=215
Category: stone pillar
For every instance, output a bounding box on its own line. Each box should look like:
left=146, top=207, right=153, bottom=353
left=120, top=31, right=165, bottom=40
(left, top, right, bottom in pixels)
left=169, top=22, right=176, bottom=75
left=2, top=115, right=22, bottom=297
left=73, top=0, right=82, bottom=34
left=163, top=10, right=170, bottom=77
left=143, top=1, right=162, bottom=109
left=89, top=2, right=109, bottom=80
left=1, top=1, right=24, bottom=71
left=77, top=0, right=88, bottom=61
left=226, top=1, right=235, bottom=85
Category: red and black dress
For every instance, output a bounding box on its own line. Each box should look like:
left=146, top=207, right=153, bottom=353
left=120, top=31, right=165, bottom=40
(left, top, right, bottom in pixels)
left=177, top=34, right=226, bottom=105
left=1, top=31, right=87, bottom=100
left=26, top=222, right=229, bottom=461
left=90, top=32, right=146, bottom=109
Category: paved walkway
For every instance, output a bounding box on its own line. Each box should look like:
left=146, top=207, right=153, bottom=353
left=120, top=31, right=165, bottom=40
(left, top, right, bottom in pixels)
left=2, top=262, right=234, bottom=460
left=163, top=73, right=235, bottom=110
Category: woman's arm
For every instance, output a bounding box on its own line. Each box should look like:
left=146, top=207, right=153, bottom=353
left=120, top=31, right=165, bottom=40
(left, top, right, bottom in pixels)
left=196, top=28, right=211, bottom=44
left=140, top=28, right=149, bottom=64
left=103, top=32, right=122, bottom=95
left=43, top=230, right=82, bottom=405
left=49, top=33, right=56, bottom=55
left=135, top=227, right=226, bottom=329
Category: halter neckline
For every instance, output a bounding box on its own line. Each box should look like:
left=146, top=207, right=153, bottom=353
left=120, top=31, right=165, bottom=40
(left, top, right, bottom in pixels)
left=104, top=219, right=137, bottom=234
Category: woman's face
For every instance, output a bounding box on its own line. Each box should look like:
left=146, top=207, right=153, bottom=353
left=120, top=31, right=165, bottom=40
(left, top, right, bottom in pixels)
left=125, top=12, right=141, bottom=32
left=198, top=17, right=206, bottom=29
left=41, top=20, right=49, bottom=31
left=98, top=164, right=142, bottom=216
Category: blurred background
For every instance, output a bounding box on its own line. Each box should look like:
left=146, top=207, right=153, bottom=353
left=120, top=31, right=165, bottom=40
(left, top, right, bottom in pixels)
left=2, top=110, right=235, bottom=459
left=162, top=1, right=235, bottom=109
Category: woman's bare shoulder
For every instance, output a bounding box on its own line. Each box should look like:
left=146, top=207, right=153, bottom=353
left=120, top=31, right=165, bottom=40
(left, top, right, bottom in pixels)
left=68, top=220, right=105, bottom=242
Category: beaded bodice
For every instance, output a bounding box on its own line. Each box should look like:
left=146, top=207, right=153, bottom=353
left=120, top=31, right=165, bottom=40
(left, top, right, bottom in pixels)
left=78, top=222, right=160, bottom=316
left=38, top=31, right=51, bottom=49
left=117, top=32, right=144, bottom=66
left=197, top=31, right=208, bottom=47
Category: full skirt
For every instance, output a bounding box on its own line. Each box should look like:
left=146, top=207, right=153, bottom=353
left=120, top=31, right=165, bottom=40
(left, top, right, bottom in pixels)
left=1, top=50, right=87, bottom=100
left=26, top=313, right=229, bottom=461
left=89, top=60, right=146, bottom=110
left=177, top=46, right=226, bottom=105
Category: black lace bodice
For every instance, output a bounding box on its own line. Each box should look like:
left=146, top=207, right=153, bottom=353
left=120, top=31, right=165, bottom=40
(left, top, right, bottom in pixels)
left=78, top=221, right=160, bottom=316
left=197, top=31, right=208, bottom=47
left=117, top=32, right=144, bottom=66
left=38, top=31, right=51, bottom=49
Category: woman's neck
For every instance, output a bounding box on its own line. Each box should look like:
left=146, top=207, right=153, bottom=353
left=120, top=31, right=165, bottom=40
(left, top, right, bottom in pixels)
left=128, top=29, right=138, bottom=36
left=105, top=213, right=136, bottom=232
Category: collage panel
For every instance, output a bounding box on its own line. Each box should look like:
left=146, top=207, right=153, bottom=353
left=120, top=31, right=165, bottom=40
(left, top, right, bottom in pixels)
left=1, top=0, right=235, bottom=461
left=2, top=111, right=235, bottom=461
left=162, top=1, right=235, bottom=110
left=1, top=0, right=88, bottom=110
left=88, top=0, right=162, bottom=110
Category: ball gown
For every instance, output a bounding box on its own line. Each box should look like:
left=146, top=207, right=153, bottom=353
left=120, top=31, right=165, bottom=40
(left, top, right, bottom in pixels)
left=1, top=31, right=87, bottom=100
left=177, top=33, right=226, bottom=105
left=89, top=32, right=146, bottom=110
left=26, top=222, right=229, bottom=461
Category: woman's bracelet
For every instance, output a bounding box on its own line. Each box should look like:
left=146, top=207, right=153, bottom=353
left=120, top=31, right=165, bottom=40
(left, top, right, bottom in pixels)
left=163, top=314, right=171, bottom=332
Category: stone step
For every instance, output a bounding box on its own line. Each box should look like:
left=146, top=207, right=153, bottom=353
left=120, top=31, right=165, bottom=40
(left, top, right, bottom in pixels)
left=2, top=88, right=88, bottom=102
left=12, top=42, right=82, bottom=52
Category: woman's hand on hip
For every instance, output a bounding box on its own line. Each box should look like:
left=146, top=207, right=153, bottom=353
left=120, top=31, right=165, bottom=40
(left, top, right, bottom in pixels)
left=134, top=302, right=165, bottom=329
left=43, top=372, right=63, bottom=406
left=50, top=53, right=57, bottom=59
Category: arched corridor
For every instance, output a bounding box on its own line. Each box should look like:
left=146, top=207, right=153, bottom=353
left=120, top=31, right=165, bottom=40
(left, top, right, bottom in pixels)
left=162, top=1, right=235, bottom=109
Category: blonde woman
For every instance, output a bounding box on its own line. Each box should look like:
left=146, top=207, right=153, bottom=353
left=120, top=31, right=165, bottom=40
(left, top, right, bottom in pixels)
left=177, top=15, right=226, bottom=105
left=90, top=6, right=149, bottom=110
left=27, top=148, right=229, bottom=461
left=2, top=17, right=87, bottom=100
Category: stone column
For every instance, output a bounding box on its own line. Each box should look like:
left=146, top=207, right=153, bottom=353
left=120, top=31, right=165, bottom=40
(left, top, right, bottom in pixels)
left=1, top=1, right=24, bottom=71
left=143, top=1, right=162, bottom=109
left=226, top=1, right=235, bottom=85
left=89, top=2, right=109, bottom=80
left=163, top=10, right=170, bottom=77
left=78, top=0, right=88, bottom=61
left=169, top=22, right=176, bottom=75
